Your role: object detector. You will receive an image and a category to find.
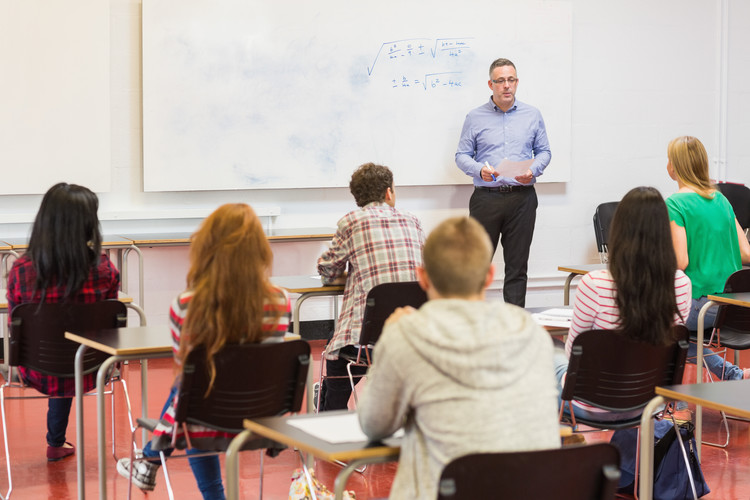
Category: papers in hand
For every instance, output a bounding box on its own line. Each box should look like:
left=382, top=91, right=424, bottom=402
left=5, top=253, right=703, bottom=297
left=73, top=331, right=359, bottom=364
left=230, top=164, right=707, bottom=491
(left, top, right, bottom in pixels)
left=287, top=412, right=403, bottom=444
left=494, top=158, right=534, bottom=178
left=532, top=308, right=573, bottom=329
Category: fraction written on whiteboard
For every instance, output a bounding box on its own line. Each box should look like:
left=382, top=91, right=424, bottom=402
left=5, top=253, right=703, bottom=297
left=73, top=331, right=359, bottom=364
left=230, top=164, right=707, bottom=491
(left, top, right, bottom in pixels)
left=367, top=37, right=474, bottom=77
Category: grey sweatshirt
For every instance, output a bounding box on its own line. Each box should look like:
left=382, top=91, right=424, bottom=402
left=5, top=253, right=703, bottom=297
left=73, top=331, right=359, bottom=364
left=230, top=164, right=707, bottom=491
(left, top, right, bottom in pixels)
left=358, top=299, right=561, bottom=499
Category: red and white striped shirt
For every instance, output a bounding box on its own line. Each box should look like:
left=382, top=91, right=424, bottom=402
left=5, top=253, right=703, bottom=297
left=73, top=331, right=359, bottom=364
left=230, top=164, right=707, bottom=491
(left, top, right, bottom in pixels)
left=565, top=269, right=692, bottom=357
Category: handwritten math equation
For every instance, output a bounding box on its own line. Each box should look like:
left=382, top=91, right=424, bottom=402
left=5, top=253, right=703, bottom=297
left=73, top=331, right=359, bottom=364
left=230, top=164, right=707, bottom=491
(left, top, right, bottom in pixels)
left=392, top=72, right=463, bottom=90
left=368, top=37, right=473, bottom=91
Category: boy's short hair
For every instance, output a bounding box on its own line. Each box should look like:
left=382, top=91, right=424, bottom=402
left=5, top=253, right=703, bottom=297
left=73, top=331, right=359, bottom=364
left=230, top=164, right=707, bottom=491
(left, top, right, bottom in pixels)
left=349, top=163, right=393, bottom=207
left=423, top=216, right=493, bottom=296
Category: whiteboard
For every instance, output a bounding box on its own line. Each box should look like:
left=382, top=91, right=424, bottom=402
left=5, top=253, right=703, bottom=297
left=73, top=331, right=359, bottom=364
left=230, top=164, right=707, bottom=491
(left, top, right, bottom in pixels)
left=143, top=0, right=571, bottom=191
left=0, top=0, right=110, bottom=195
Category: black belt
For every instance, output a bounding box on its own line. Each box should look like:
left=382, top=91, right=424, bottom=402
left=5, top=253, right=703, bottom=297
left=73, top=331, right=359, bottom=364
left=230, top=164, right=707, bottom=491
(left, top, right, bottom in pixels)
left=476, top=185, right=532, bottom=193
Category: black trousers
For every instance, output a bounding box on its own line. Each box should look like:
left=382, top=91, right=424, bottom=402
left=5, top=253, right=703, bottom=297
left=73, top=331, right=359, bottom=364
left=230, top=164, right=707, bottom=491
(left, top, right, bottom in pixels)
left=320, top=345, right=370, bottom=411
left=469, top=186, right=538, bottom=307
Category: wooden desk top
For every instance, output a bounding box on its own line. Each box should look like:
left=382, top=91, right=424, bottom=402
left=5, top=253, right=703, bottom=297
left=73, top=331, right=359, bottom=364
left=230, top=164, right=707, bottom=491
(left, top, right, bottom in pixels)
left=656, top=380, right=750, bottom=419
left=243, top=411, right=400, bottom=463
left=121, top=227, right=335, bottom=246
left=706, top=292, right=750, bottom=308
left=557, top=263, right=606, bottom=275
left=2, top=235, right=135, bottom=251
left=271, top=275, right=345, bottom=294
left=64, top=325, right=172, bottom=357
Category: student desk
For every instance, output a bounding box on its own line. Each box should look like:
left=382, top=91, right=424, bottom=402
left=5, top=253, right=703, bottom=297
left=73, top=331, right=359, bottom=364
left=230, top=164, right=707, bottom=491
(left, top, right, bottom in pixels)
left=119, top=227, right=335, bottom=312
left=639, top=380, right=750, bottom=500
left=557, top=263, right=606, bottom=305
left=65, top=324, right=172, bottom=500
left=225, top=410, right=401, bottom=500
left=691, top=291, right=750, bottom=459
left=1, top=235, right=142, bottom=309
left=271, top=275, right=345, bottom=337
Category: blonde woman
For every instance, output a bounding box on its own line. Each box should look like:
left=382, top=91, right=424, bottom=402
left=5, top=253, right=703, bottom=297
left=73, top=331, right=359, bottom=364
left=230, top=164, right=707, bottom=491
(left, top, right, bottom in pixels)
left=666, top=136, right=750, bottom=380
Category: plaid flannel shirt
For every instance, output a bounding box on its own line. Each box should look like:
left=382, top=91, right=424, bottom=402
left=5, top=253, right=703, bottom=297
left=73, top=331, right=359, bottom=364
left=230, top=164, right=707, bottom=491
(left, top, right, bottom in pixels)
left=7, top=254, right=120, bottom=397
left=318, top=202, right=425, bottom=359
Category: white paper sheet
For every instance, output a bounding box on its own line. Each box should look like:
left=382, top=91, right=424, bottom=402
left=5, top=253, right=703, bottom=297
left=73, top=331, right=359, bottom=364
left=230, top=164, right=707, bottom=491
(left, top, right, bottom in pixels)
left=287, top=413, right=403, bottom=444
left=494, top=158, right=534, bottom=178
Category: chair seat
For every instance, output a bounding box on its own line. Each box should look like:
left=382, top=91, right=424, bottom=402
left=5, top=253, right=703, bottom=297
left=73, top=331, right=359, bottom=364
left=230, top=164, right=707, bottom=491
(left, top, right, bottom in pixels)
left=688, top=328, right=715, bottom=345
left=713, top=328, right=750, bottom=350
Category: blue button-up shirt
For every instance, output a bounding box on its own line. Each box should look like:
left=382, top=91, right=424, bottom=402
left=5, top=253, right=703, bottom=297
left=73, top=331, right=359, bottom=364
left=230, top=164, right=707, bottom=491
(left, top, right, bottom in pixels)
left=455, top=97, right=551, bottom=187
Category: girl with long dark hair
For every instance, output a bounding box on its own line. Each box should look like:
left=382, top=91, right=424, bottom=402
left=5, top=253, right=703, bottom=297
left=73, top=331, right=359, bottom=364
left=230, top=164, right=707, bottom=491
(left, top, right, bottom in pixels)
left=7, top=183, right=119, bottom=461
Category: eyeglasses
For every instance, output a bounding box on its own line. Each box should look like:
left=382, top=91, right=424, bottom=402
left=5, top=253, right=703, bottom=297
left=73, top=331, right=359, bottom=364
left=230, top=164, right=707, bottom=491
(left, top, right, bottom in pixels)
left=491, top=77, right=518, bottom=85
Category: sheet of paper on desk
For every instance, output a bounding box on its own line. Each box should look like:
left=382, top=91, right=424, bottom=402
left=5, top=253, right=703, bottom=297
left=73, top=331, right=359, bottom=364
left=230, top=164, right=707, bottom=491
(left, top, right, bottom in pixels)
left=288, top=413, right=403, bottom=444
left=495, top=158, right=534, bottom=178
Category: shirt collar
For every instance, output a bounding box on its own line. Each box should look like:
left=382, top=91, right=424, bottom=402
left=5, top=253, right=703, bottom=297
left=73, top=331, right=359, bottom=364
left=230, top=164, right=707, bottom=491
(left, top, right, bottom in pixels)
left=488, top=96, right=518, bottom=113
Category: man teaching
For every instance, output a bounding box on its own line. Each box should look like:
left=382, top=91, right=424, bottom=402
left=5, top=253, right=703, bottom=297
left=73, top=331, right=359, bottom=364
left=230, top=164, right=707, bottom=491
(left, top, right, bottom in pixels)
left=455, top=57, right=551, bottom=307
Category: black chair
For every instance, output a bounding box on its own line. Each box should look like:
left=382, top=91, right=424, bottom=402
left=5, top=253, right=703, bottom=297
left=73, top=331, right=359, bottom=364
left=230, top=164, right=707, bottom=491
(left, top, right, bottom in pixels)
left=717, top=182, right=750, bottom=235
left=560, top=325, right=689, bottom=430
left=593, top=202, right=619, bottom=263
left=437, top=443, right=621, bottom=500
left=317, top=281, right=428, bottom=409
left=0, top=300, right=128, bottom=499
left=127, top=339, right=310, bottom=500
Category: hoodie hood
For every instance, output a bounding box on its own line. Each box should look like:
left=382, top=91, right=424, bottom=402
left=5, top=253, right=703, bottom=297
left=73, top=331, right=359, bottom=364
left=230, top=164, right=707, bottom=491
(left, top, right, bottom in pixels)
left=389, top=298, right=552, bottom=390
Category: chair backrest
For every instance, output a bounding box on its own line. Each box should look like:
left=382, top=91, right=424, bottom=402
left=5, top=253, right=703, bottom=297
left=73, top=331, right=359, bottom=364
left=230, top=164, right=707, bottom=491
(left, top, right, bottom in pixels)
left=593, top=202, right=619, bottom=263
left=174, top=340, right=311, bottom=433
left=9, top=300, right=128, bottom=377
left=716, top=268, right=750, bottom=332
left=717, top=182, right=750, bottom=230
left=437, top=443, right=621, bottom=500
left=561, top=325, right=689, bottom=412
left=359, top=281, right=428, bottom=346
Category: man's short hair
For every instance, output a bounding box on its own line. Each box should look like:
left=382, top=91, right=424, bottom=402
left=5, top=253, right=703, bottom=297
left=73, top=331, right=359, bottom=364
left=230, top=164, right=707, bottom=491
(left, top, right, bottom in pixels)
left=349, top=163, right=393, bottom=207
left=423, top=216, right=493, bottom=296
left=489, top=58, right=516, bottom=77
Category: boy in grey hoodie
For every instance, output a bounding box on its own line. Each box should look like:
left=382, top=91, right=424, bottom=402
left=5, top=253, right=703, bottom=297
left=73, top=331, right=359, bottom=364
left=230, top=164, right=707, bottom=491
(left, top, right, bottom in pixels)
left=358, top=216, right=560, bottom=499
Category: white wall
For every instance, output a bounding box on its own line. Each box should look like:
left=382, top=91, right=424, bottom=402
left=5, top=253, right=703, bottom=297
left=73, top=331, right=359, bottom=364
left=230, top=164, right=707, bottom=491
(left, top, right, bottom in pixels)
left=2, top=0, right=749, bottom=326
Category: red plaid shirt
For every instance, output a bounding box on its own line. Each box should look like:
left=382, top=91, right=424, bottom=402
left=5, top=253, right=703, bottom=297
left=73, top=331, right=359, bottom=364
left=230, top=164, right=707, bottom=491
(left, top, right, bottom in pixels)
left=318, top=202, right=425, bottom=359
left=7, top=254, right=120, bottom=396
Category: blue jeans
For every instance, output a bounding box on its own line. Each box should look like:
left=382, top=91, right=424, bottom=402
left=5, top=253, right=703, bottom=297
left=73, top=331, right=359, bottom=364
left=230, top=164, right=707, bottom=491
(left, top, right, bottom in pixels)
left=142, top=385, right=225, bottom=500
left=47, top=397, right=73, bottom=447
left=553, top=347, right=644, bottom=423
left=686, top=296, right=744, bottom=381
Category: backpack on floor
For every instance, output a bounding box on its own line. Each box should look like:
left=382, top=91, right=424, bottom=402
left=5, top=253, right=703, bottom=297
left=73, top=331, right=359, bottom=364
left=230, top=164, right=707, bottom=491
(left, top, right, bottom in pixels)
left=610, top=419, right=710, bottom=500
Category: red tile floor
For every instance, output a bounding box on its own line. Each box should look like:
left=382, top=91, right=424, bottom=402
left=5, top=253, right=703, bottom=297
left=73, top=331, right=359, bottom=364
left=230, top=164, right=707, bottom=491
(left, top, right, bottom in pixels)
left=0, top=340, right=748, bottom=499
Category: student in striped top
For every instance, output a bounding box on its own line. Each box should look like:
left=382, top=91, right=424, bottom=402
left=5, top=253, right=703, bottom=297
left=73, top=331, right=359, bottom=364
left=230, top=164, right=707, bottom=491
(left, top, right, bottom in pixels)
left=554, top=186, right=691, bottom=422
left=116, top=204, right=291, bottom=500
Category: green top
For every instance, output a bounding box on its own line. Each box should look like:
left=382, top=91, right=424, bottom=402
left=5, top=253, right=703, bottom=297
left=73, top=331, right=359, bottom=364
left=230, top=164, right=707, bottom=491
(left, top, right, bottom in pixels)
left=666, top=191, right=741, bottom=299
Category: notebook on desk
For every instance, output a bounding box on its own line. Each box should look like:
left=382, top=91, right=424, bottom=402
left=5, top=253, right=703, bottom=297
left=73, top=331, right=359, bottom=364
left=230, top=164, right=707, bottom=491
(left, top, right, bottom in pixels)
left=531, top=308, right=573, bottom=329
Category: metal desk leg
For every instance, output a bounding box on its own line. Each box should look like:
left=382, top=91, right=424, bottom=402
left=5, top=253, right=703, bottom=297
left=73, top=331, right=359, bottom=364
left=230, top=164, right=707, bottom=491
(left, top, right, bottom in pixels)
left=694, top=300, right=717, bottom=461
left=334, top=456, right=396, bottom=500
left=122, top=245, right=145, bottom=311
left=97, top=357, right=119, bottom=500
left=74, top=344, right=89, bottom=500
left=563, top=273, right=576, bottom=306
left=638, top=396, right=665, bottom=500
